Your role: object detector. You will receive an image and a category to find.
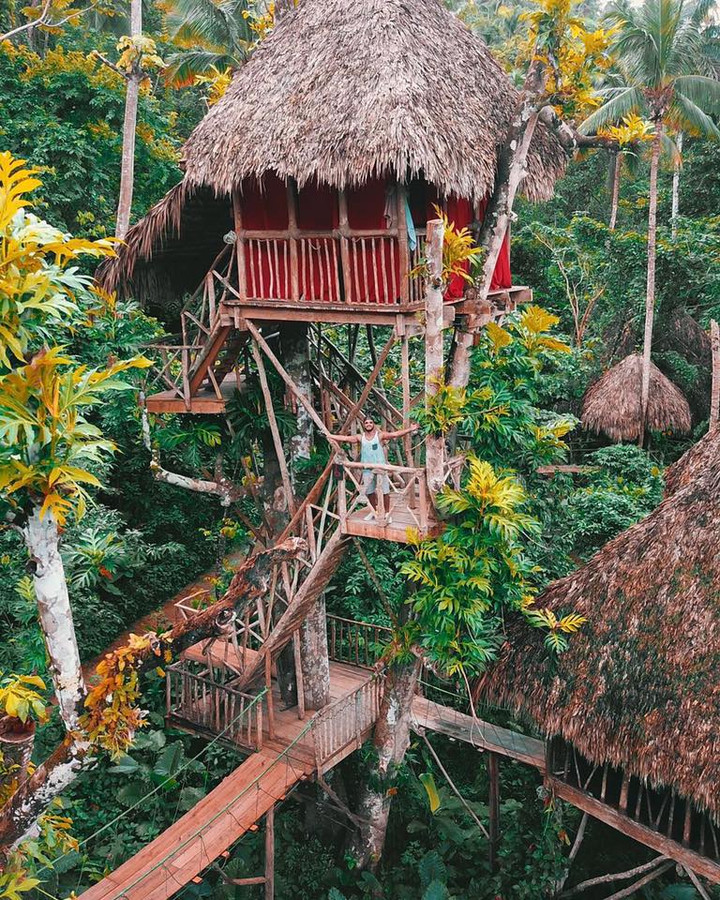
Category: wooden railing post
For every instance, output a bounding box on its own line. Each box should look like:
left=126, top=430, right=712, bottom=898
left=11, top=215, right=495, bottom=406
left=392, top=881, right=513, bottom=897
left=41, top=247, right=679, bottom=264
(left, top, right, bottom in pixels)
left=233, top=187, right=247, bottom=301
left=396, top=183, right=411, bottom=305
left=338, top=190, right=353, bottom=302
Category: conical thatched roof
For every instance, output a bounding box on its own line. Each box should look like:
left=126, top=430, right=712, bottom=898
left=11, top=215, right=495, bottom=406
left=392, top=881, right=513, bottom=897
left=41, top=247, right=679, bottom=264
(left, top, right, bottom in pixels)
left=664, top=426, right=715, bottom=498
left=181, top=0, right=566, bottom=202
left=582, top=353, right=692, bottom=442
left=480, top=431, right=720, bottom=817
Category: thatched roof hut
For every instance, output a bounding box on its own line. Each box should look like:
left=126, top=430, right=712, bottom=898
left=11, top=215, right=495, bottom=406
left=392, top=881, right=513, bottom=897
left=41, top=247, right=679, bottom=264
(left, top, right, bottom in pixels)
left=480, top=429, right=720, bottom=819
left=98, top=0, right=566, bottom=303
left=581, top=353, right=692, bottom=442
left=180, top=0, right=564, bottom=202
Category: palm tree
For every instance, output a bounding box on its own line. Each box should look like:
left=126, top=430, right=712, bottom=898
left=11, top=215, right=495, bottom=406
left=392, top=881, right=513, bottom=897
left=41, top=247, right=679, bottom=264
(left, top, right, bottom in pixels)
left=163, top=0, right=254, bottom=87
left=581, top=0, right=720, bottom=444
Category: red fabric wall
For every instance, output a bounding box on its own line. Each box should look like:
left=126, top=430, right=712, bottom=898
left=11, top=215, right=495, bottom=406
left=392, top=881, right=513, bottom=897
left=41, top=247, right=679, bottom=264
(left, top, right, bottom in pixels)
left=238, top=176, right=511, bottom=302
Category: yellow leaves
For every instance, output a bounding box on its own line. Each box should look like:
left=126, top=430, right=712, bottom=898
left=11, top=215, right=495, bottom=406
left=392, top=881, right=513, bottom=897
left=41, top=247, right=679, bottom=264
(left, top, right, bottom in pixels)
left=486, top=321, right=513, bottom=352
left=116, top=35, right=165, bottom=76
left=598, top=113, right=654, bottom=147
left=194, top=65, right=233, bottom=105
left=520, top=305, right=560, bottom=334
left=433, top=204, right=483, bottom=284
left=524, top=605, right=587, bottom=653
left=0, top=673, right=49, bottom=724
left=0, top=154, right=42, bottom=232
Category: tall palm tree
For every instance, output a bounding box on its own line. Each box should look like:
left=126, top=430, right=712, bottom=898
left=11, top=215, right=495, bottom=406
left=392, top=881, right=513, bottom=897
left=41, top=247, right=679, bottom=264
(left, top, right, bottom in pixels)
left=163, top=0, right=254, bottom=87
left=581, top=0, right=720, bottom=444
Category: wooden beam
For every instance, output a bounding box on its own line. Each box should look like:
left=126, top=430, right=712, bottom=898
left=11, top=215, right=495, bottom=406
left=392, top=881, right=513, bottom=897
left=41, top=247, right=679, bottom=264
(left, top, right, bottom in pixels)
left=265, top=805, right=275, bottom=900
left=189, top=324, right=232, bottom=394
left=396, top=183, right=411, bottom=304
left=245, top=320, right=334, bottom=442
left=250, top=339, right=296, bottom=516
left=424, top=218, right=445, bottom=494
left=338, top=190, right=353, bottom=302
left=287, top=181, right=300, bottom=303
left=233, top=188, right=247, bottom=302
left=551, top=778, right=720, bottom=884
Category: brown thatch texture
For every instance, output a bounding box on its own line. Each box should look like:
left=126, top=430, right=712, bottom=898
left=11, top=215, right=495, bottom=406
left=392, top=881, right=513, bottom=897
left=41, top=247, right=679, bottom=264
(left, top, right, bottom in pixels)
left=180, top=0, right=566, bottom=202
left=481, top=429, right=720, bottom=817
left=664, top=427, right=715, bottom=498
left=581, top=353, right=692, bottom=441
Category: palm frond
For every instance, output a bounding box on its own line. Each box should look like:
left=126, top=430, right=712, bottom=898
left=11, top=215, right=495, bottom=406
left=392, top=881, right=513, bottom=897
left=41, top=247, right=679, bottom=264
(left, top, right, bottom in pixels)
left=579, top=87, right=646, bottom=134
left=673, top=74, right=720, bottom=113
left=165, top=49, right=236, bottom=85
left=671, top=90, right=720, bottom=138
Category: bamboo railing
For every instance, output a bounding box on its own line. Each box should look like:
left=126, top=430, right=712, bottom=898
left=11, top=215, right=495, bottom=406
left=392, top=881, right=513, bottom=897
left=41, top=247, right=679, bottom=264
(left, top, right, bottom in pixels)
left=327, top=615, right=392, bottom=669
left=310, top=678, right=382, bottom=769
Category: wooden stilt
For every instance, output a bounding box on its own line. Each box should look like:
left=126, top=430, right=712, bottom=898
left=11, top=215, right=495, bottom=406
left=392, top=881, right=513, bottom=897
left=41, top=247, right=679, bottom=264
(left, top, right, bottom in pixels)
left=424, top=218, right=445, bottom=494
left=265, top=805, right=275, bottom=900
left=251, top=339, right=296, bottom=515
left=401, top=332, right=413, bottom=465
left=488, top=752, right=500, bottom=873
left=265, top=652, right=276, bottom=740
left=710, top=320, right=720, bottom=430
left=293, top=631, right=306, bottom=720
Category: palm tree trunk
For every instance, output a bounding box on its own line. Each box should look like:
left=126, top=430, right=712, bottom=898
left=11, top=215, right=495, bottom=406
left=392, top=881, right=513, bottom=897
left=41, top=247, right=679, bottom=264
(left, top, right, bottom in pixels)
left=23, top=507, right=85, bottom=732
left=609, top=151, right=621, bottom=231
left=671, top=131, right=683, bottom=241
left=115, top=0, right=142, bottom=240
left=639, top=122, right=663, bottom=447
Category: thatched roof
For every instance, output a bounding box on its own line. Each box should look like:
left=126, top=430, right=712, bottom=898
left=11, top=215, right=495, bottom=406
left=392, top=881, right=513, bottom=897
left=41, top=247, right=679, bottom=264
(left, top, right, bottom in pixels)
left=582, top=353, right=692, bottom=442
left=664, top=426, right=714, bottom=498
left=181, top=0, right=565, bottom=203
left=97, top=0, right=567, bottom=301
left=480, top=429, right=720, bottom=817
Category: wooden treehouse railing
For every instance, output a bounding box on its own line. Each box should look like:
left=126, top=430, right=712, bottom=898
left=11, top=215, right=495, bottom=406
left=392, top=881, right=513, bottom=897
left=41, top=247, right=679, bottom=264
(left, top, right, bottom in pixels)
left=310, top=677, right=382, bottom=770
left=167, top=660, right=265, bottom=751
left=338, top=459, right=432, bottom=531
left=327, top=615, right=392, bottom=669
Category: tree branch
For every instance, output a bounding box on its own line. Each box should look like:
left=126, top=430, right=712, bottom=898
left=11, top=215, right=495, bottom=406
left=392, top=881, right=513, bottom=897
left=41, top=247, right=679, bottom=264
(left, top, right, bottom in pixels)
left=560, top=855, right=669, bottom=897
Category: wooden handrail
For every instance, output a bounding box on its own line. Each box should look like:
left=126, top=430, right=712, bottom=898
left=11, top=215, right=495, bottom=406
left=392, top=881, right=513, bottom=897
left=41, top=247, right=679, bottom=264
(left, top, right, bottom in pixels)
left=340, top=460, right=423, bottom=475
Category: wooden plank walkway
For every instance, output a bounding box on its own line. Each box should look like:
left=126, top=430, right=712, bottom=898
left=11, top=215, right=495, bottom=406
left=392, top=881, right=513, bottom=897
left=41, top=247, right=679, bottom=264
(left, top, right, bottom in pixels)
left=411, top=695, right=546, bottom=772
left=78, top=662, right=374, bottom=900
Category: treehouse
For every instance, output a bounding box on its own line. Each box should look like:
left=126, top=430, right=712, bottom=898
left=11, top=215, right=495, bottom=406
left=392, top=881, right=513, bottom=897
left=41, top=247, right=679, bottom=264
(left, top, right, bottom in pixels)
left=97, top=0, right=565, bottom=416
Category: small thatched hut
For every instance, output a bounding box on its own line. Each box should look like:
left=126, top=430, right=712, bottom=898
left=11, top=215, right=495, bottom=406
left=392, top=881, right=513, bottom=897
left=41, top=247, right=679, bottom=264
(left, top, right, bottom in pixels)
left=581, top=353, right=692, bottom=442
left=480, top=430, right=720, bottom=876
left=98, top=0, right=566, bottom=308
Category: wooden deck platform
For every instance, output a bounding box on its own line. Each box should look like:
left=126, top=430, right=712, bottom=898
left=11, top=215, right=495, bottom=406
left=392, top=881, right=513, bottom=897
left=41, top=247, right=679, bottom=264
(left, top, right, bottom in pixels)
left=145, top=374, right=242, bottom=415
left=78, top=662, right=377, bottom=900
left=342, top=502, right=443, bottom=543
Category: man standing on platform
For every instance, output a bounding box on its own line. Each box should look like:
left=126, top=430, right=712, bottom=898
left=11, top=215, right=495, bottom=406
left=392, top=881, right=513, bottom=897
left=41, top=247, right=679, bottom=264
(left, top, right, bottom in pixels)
left=330, top=415, right=418, bottom=523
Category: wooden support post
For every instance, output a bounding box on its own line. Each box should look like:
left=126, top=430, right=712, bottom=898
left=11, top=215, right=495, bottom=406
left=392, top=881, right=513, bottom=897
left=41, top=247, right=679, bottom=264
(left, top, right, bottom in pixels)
left=250, top=339, right=296, bottom=516
left=265, top=652, right=275, bottom=741
left=233, top=188, right=247, bottom=301
left=711, top=319, right=720, bottom=430
left=293, top=631, right=305, bottom=720
left=246, top=320, right=334, bottom=441
left=287, top=180, right=300, bottom=302
left=424, top=218, right=445, bottom=495
left=488, top=752, right=500, bottom=873
left=338, top=190, right=353, bottom=302
left=265, top=805, right=275, bottom=900
left=401, top=332, right=413, bottom=466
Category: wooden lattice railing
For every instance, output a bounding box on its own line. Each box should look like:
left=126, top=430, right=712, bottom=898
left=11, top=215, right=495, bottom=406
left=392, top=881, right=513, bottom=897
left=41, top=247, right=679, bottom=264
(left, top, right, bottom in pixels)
left=310, top=677, right=382, bottom=769
left=166, top=660, right=265, bottom=751
left=327, top=615, right=392, bottom=669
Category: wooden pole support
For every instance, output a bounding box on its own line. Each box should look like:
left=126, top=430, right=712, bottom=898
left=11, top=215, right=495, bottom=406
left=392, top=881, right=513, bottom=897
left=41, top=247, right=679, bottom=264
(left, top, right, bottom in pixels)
left=265, top=805, right=275, bottom=900
left=488, top=751, right=500, bottom=873
left=710, top=319, right=720, bottom=430
left=424, top=218, right=445, bottom=495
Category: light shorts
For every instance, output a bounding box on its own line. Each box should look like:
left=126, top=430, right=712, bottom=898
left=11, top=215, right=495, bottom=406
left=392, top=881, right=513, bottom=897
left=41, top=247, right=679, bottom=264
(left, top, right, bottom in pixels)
left=362, top=470, right=390, bottom=496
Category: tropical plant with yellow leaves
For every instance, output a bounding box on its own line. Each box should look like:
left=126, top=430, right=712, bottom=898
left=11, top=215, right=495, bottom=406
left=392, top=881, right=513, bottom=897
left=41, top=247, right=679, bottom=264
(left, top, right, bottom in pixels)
left=413, top=377, right=467, bottom=436
left=0, top=673, right=48, bottom=724
left=0, top=153, right=116, bottom=369
left=524, top=606, right=587, bottom=652
left=401, top=457, right=541, bottom=677
left=116, top=35, right=165, bottom=78
left=410, top=206, right=483, bottom=286
left=194, top=64, right=234, bottom=104
left=521, top=0, right=616, bottom=120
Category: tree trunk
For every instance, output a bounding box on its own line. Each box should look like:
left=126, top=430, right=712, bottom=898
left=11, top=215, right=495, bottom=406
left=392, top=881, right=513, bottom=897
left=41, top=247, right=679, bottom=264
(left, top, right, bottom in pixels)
left=639, top=122, right=663, bottom=447
left=609, top=151, right=621, bottom=231
left=24, top=508, right=85, bottom=733
left=350, top=659, right=421, bottom=869
left=115, top=0, right=141, bottom=240
left=281, top=322, right=314, bottom=472
left=671, top=131, right=683, bottom=241
left=299, top=596, right=331, bottom=710
left=449, top=84, right=542, bottom=390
